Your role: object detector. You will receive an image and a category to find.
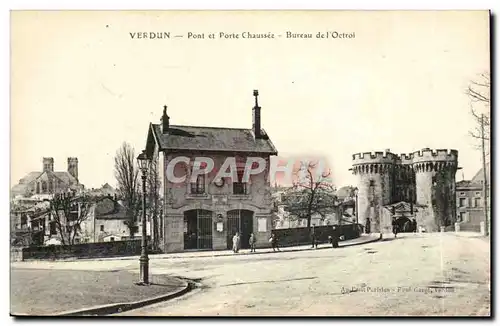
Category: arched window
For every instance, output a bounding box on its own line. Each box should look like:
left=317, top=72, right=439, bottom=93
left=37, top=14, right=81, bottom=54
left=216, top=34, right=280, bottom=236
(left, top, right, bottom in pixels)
left=36, top=182, right=40, bottom=194
left=41, top=181, right=47, bottom=193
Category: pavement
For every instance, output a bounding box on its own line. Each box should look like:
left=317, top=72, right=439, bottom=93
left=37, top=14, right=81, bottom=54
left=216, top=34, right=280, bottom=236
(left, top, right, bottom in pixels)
left=10, top=269, right=188, bottom=316
left=10, top=232, right=490, bottom=316
left=41, top=233, right=382, bottom=262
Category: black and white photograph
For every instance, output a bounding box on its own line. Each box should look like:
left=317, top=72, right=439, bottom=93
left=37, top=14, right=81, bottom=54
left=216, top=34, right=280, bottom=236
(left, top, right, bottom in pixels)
left=8, top=9, right=491, bottom=317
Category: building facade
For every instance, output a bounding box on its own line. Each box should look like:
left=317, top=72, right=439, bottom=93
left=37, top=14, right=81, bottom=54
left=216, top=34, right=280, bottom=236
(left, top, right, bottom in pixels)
left=145, top=90, right=278, bottom=253
left=351, top=148, right=458, bottom=233
left=455, top=164, right=490, bottom=232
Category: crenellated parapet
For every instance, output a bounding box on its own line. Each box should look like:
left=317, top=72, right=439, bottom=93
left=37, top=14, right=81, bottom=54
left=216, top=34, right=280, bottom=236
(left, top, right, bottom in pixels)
left=351, top=148, right=458, bottom=175
left=352, top=151, right=398, bottom=175
left=396, top=153, right=414, bottom=165
left=352, top=151, right=398, bottom=163
left=410, top=148, right=458, bottom=164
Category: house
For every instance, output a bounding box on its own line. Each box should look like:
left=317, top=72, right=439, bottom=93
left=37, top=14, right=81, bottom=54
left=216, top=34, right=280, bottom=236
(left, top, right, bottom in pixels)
left=79, top=195, right=150, bottom=243
left=456, top=164, right=490, bottom=232
left=144, top=90, right=278, bottom=252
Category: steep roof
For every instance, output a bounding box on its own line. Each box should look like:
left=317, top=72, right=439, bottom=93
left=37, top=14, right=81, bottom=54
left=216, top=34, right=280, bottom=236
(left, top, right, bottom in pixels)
left=471, top=163, right=490, bottom=184
left=94, top=197, right=129, bottom=220
left=384, top=201, right=424, bottom=213
left=148, top=124, right=278, bottom=155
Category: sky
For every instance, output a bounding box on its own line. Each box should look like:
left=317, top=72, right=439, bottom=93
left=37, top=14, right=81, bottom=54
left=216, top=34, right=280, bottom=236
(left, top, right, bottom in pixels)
left=10, top=10, right=490, bottom=189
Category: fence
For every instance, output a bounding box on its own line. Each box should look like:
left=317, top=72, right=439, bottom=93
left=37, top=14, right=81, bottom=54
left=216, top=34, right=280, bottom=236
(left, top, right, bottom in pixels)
left=272, top=224, right=362, bottom=247
left=15, top=240, right=154, bottom=261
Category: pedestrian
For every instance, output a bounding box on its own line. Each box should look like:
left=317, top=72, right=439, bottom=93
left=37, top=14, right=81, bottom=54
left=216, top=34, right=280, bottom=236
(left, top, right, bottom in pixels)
left=329, top=225, right=339, bottom=248
left=365, top=218, right=371, bottom=234
left=270, top=233, right=280, bottom=252
left=232, top=232, right=240, bottom=253
left=311, top=225, right=318, bottom=249
left=392, top=219, right=398, bottom=238
left=411, top=218, right=417, bottom=233
left=249, top=233, right=256, bottom=253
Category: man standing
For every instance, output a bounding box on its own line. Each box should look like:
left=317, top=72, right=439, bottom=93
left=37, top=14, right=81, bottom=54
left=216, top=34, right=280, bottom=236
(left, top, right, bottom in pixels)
left=392, top=218, right=398, bottom=238
left=411, top=218, right=417, bottom=233
left=270, top=233, right=280, bottom=252
left=329, top=225, right=339, bottom=248
left=249, top=233, right=256, bottom=253
left=311, top=225, right=318, bottom=249
left=365, top=217, right=371, bottom=234
left=232, top=232, right=240, bottom=253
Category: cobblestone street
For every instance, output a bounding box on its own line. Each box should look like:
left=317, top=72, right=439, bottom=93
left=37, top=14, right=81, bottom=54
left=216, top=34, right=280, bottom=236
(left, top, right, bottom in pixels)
left=12, top=232, right=490, bottom=316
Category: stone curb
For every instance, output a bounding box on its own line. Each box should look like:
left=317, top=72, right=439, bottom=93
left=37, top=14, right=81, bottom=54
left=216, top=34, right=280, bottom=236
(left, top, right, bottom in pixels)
left=22, top=278, right=193, bottom=317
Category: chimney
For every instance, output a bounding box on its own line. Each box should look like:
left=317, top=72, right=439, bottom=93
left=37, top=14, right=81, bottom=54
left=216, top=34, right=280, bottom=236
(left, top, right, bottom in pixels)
left=252, top=90, right=261, bottom=139
left=161, top=105, right=170, bottom=134
left=43, top=157, right=54, bottom=172
left=67, top=157, right=79, bottom=181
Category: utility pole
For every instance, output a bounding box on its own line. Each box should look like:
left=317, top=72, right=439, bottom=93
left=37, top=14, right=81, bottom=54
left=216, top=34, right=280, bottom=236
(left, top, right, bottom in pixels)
left=481, top=114, right=489, bottom=236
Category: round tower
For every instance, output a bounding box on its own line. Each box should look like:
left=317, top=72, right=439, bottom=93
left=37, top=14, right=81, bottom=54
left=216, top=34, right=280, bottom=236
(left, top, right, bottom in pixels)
left=352, top=150, right=397, bottom=233
left=412, top=148, right=458, bottom=232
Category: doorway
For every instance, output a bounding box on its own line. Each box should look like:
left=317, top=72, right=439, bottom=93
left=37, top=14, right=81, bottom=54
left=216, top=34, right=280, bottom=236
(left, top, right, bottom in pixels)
left=226, top=209, right=254, bottom=249
left=183, top=209, right=213, bottom=250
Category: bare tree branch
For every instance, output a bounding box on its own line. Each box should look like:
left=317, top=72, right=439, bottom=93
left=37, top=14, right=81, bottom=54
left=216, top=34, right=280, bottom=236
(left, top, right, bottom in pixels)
left=466, top=72, right=491, bottom=155
left=283, top=161, right=337, bottom=229
left=49, top=192, right=95, bottom=245
left=114, top=142, right=141, bottom=238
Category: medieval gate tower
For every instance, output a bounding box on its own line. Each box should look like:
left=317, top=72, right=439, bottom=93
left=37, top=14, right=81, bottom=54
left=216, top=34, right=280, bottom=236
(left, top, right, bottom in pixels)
left=351, top=148, right=458, bottom=233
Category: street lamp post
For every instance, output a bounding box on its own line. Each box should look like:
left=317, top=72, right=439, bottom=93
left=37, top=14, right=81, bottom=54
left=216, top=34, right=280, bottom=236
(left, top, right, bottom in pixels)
left=137, top=150, right=150, bottom=285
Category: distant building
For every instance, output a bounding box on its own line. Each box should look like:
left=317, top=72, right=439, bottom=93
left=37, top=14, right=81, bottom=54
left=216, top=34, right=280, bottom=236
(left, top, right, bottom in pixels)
left=351, top=148, right=459, bottom=233
left=11, top=157, right=83, bottom=198
left=87, top=183, right=116, bottom=197
left=79, top=196, right=150, bottom=243
left=456, top=164, right=490, bottom=232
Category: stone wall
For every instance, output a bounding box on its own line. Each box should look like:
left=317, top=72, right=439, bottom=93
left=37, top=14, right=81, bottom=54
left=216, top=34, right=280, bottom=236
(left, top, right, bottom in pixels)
left=272, top=224, right=362, bottom=247
left=19, top=240, right=149, bottom=261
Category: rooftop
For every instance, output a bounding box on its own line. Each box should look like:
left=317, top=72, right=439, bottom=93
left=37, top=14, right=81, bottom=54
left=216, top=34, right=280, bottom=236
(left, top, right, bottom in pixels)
left=149, top=124, right=278, bottom=155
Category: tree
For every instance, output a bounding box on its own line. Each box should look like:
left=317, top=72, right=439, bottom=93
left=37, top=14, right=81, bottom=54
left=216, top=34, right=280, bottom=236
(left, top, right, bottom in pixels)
left=147, top=156, right=162, bottom=250
left=114, top=142, right=141, bottom=238
left=282, top=161, right=337, bottom=229
left=466, top=72, right=490, bottom=236
left=466, top=72, right=490, bottom=154
left=49, top=192, right=94, bottom=245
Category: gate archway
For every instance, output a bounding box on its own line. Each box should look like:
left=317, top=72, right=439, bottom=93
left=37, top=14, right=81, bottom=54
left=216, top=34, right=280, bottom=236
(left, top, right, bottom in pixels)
left=183, top=209, right=213, bottom=250
left=227, top=209, right=254, bottom=249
